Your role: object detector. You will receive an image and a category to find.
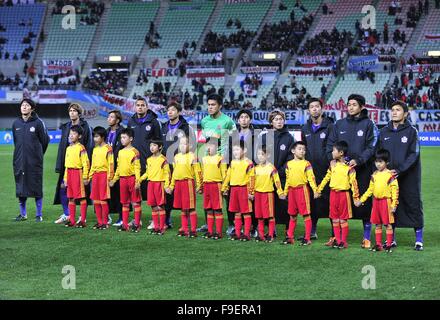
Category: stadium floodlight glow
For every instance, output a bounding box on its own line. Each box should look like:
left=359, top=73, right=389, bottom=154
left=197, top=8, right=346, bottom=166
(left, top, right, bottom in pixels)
left=427, top=51, right=440, bottom=57
left=263, top=53, right=277, bottom=60
left=108, top=55, right=122, bottom=62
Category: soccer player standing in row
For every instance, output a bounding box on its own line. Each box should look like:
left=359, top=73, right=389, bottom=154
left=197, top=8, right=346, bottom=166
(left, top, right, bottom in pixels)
left=161, top=102, right=196, bottom=230
left=54, top=103, right=93, bottom=224
left=167, top=135, right=202, bottom=238
left=106, top=110, right=125, bottom=226
left=282, top=142, right=319, bottom=246
left=253, top=145, right=284, bottom=242
left=63, top=125, right=90, bottom=228
left=200, top=138, right=227, bottom=239
left=327, top=94, right=378, bottom=249
left=88, top=126, right=114, bottom=229
left=140, top=140, right=171, bottom=235
left=128, top=97, right=162, bottom=204
left=110, top=128, right=142, bottom=232
left=13, top=98, right=49, bottom=222
left=199, top=94, right=236, bottom=234
left=378, top=101, right=424, bottom=251
left=300, top=98, right=334, bottom=243
left=222, top=141, right=255, bottom=241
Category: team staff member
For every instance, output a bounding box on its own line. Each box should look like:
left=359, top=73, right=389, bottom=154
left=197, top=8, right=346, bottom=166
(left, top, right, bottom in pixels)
left=378, top=101, right=424, bottom=251
left=301, top=98, right=334, bottom=244
left=127, top=97, right=162, bottom=201
left=327, top=94, right=378, bottom=249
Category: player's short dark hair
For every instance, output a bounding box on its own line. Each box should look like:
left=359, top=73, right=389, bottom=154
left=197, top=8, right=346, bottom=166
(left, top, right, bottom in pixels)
left=120, top=127, right=134, bottom=138
left=70, top=125, right=83, bottom=136
left=307, top=97, right=322, bottom=109
left=150, top=139, right=163, bottom=148
left=207, top=94, right=223, bottom=106
left=20, top=98, right=36, bottom=110
left=93, top=126, right=107, bottom=139
left=347, top=94, right=366, bottom=107
left=375, top=149, right=390, bottom=163
left=135, top=97, right=148, bottom=105
left=333, top=141, right=348, bottom=155
left=108, top=110, right=123, bottom=124
left=292, top=141, right=307, bottom=150
left=390, top=100, right=408, bottom=112
left=167, top=101, right=182, bottom=112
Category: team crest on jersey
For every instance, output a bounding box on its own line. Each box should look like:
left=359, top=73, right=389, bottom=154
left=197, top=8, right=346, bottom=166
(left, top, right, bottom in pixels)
left=320, top=132, right=326, bottom=139
left=146, top=125, right=151, bottom=131
left=357, top=130, right=364, bottom=137
left=401, top=136, right=408, bottom=143
left=30, top=126, right=35, bottom=132
left=280, top=144, right=286, bottom=150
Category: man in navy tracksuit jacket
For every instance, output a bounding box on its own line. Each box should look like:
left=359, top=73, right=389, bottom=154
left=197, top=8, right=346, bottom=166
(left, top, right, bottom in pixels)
left=161, top=102, right=195, bottom=229
left=301, top=98, right=334, bottom=242
left=326, top=94, right=379, bottom=248
left=378, top=101, right=424, bottom=251
left=127, top=98, right=162, bottom=201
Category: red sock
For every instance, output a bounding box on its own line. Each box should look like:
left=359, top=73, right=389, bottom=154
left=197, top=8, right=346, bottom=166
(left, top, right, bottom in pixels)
left=190, top=211, right=197, bottom=233
left=386, top=226, right=393, bottom=246
left=122, top=204, right=130, bottom=229
left=304, top=215, right=312, bottom=241
left=235, top=214, right=242, bottom=237
left=287, top=216, right=297, bottom=239
left=152, top=211, right=159, bottom=230
left=268, top=218, right=275, bottom=237
left=69, top=200, right=76, bottom=224
left=80, top=199, right=87, bottom=223
left=159, top=210, right=166, bottom=232
left=134, top=203, right=141, bottom=226
left=375, top=227, right=382, bottom=246
left=341, top=221, right=349, bottom=244
left=181, top=212, right=188, bottom=234
left=333, top=221, right=341, bottom=244
left=243, top=214, right=252, bottom=237
left=207, top=213, right=214, bottom=234
left=102, top=201, right=109, bottom=225
left=258, top=219, right=265, bottom=240
left=215, top=213, right=223, bottom=236
left=94, top=202, right=103, bottom=225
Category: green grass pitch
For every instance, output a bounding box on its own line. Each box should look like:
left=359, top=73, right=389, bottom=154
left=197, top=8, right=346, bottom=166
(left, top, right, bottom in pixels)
left=0, top=144, right=439, bottom=300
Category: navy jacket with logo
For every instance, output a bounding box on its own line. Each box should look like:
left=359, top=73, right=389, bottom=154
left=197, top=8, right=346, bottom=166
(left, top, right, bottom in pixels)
left=326, top=108, right=378, bottom=219
left=378, top=120, right=423, bottom=228
left=127, top=109, right=162, bottom=171
left=12, top=112, right=49, bottom=198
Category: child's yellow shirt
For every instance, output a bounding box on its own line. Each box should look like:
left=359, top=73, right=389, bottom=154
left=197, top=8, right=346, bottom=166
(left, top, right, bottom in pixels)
left=284, top=159, right=318, bottom=193
left=112, top=147, right=141, bottom=183
left=254, top=163, right=284, bottom=196
left=201, top=154, right=227, bottom=183
left=221, top=157, right=255, bottom=194
left=360, top=169, right=399, bottom=208
left=64, top=142, right=90, bottom=181
left=88, top=143, right=114, bottom=180
left=140, top=154, right=171, bottom=188
left=317, top=161, right=359, bottom=200
left=170, top=152, right=202, bottom=190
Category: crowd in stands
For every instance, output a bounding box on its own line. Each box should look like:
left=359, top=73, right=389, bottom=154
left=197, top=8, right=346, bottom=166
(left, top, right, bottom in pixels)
left=298, top=28, right=354, bottom=56
left=0, top=20, right=36, bottom=61
left=82, top=68, right=127, bottom=96
left=201, top=30, right=256, bottom=54
left=254, top=14, right=314, bottom=54
left=380, top=66, right=440, bottom=109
